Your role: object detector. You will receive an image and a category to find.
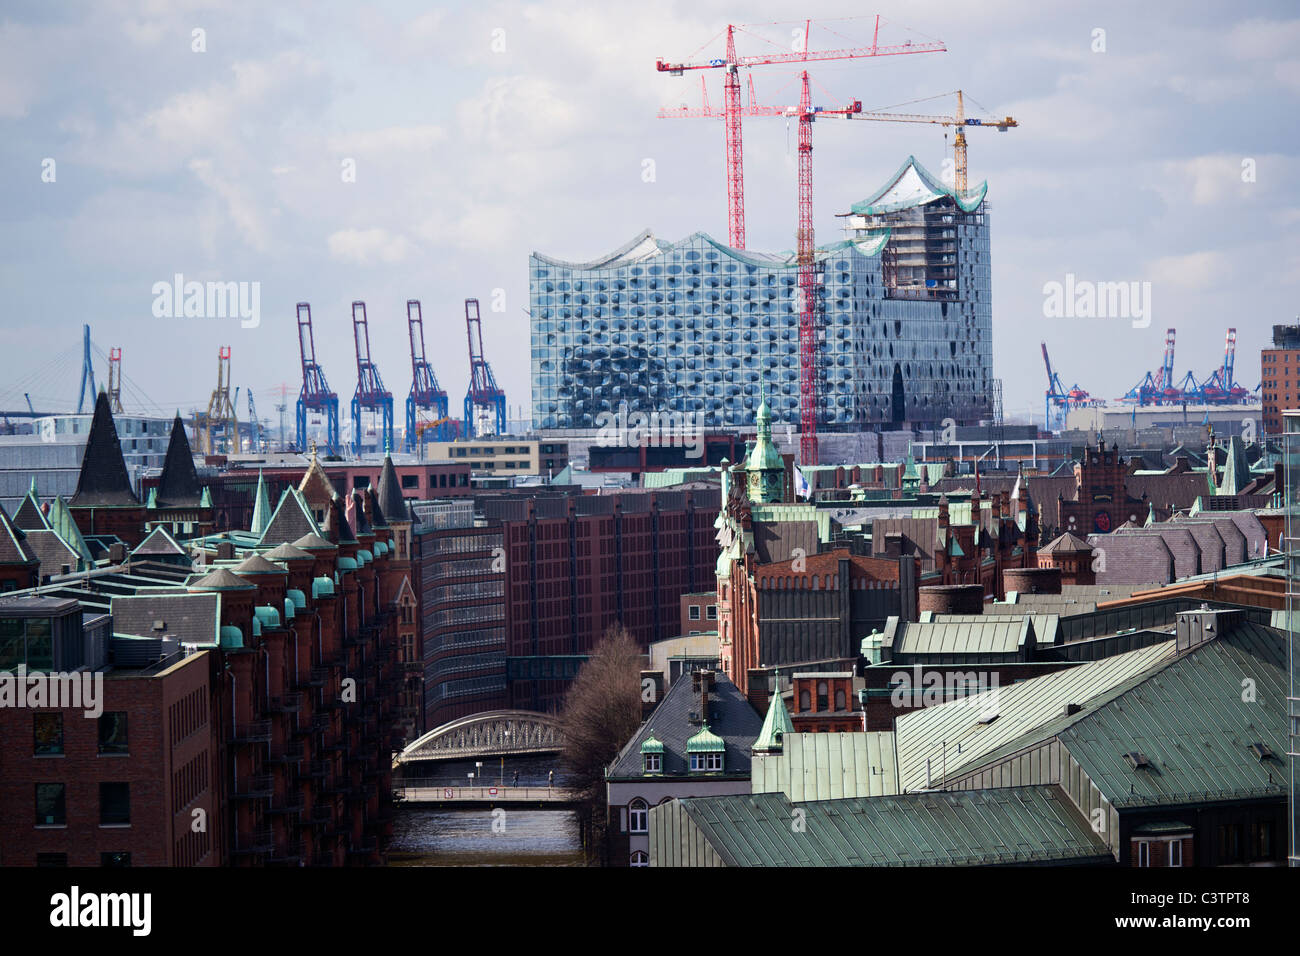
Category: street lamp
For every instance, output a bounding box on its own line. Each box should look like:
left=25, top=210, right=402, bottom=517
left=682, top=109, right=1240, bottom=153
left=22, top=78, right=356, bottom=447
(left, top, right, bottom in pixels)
left=475, top=761, right=483, bottom=790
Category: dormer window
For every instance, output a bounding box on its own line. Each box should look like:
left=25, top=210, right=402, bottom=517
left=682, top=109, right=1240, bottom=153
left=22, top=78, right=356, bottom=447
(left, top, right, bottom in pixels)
left=641, top=735, right=664, bottom=775
left=686, top=724, right=725, bottom=773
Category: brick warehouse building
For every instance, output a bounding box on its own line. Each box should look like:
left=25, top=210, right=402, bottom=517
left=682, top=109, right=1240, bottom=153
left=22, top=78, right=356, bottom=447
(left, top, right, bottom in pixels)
left=0, top=397, right=412, bottom=865
left=0, top=596, right=218, bottom=867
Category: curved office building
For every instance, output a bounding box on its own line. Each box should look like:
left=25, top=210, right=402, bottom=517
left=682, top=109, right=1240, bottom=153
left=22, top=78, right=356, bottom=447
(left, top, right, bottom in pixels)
left=529, top=156, right=993, bottom=432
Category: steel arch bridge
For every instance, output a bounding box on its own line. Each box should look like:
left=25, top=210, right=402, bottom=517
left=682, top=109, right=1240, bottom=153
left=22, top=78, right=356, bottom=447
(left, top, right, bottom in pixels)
left=396, top=710, right=565, bottom=764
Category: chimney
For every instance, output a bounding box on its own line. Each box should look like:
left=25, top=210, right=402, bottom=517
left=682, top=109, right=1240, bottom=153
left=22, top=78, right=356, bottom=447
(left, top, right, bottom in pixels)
left=216, top=541, right=235, bottom=561
left=692, top=669, right=715, bottom=724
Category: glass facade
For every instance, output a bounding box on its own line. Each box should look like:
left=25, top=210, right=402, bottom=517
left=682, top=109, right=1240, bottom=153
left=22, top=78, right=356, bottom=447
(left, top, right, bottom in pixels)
left=529, top=158, right=993, bottom=432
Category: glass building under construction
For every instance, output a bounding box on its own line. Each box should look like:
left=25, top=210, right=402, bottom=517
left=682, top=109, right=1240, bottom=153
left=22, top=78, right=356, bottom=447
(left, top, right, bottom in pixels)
left=528, top=156, right=993, bottom=432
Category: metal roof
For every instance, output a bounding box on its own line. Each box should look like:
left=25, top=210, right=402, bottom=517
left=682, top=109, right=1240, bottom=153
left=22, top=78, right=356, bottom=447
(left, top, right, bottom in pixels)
left=894, top=619, right=1031, bottom=658
left=668, top=785, right=1109, bottom=867
left=894, top=640, right=1176, bottom=792
left=998, top=621, right=1288, bottom=809
left=751, top=732, right=898, bottom=801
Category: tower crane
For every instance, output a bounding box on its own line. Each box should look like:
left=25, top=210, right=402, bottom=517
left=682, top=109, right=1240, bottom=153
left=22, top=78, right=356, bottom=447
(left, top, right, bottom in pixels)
left=247, top=388, right=261, bottom=452
left=295, top=302, right=340, bottom=455
left=656, top=16, right=945, bottom=249
left=350, top=301, right=394, bottom=456
left=850, top=90, right=1016, bottom=195
left=1041, top=342, right=1092, bottom=432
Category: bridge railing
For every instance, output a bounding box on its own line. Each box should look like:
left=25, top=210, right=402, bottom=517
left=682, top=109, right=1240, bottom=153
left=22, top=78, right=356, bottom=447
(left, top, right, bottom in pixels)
left=396, top=776, right=566, bottom=790
left=393, top=783, right=575, bottom=802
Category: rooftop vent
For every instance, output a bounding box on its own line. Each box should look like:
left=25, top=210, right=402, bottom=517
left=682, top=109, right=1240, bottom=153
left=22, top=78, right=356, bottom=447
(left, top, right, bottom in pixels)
left=1063, top=703, right=1083, bottom=716
left=1124, top=751, right=1150, bottom=770
left=1249, top=742, right=1277, bottom=762
left=151, top=619, right=166, bottom=631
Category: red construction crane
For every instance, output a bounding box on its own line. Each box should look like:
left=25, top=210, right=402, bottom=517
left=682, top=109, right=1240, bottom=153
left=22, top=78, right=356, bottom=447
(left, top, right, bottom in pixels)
left=656, top=16, right=945, bottom=249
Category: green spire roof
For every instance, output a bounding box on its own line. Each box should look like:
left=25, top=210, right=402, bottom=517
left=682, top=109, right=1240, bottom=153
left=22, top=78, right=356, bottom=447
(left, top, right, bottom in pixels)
left=745, top=385, right=784, bottom=474
left=641, top=735, right=664, bottom=755
left=753, top=684, right=794, bottom=753
left=250, top=469, right=272, bottom=537
left=686, top=723, right=726, bottom=753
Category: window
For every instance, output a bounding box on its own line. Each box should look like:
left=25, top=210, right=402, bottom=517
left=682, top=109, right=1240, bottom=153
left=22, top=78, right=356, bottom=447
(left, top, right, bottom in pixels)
left=688, top=605, right=701, bottom=621
left=402, top=475, right=420, bottom=489
left=1170, top=840, right=1183, bottom=867
left=834, top=689, right=847, bottom=711
left=817, top=681, right=829, bottom=712
left=690, top=752, right=723, bottom=771
left=630, top=851, right=648, bottom=867
left=628, top=799, right=648, bottom=833
left=100, top=783, right=130, bottom=826
left=643, top=753, right=661, bottom=773
left=1251, top=821, right=1273, bottom=860
left=98, top=713, right=129, bottom=755
left=101, top=852, right=131, bottom=867
left=36, top=853, right=68, bottom=867
left=706, top=605, right=717, bottom=620
left=1136, top=841, right=1150, bottom=867
left=35, top=783, right=65, bottom=826
left=799, top=690, right=811, bottom=712
left=34, top=713, right=63, bottom=755
left=1218, top=824, right=1243, bottom=863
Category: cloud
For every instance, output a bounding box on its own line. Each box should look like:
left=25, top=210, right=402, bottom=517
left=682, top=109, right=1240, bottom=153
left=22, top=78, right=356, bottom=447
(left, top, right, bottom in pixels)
left=1146, top=250, right=1225, bottom=292
left=327, top=228, right=414, bottom=264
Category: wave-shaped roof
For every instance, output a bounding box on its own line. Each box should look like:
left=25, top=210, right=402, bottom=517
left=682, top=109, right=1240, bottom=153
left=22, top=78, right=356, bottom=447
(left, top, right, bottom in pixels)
left=850, top=154, right=987, bottom=216
left=532, top=228, right=890, bottom=272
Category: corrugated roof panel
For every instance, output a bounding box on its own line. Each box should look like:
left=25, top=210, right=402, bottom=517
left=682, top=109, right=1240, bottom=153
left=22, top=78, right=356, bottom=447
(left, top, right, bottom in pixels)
left=894, top=640, right=1176, bottom=791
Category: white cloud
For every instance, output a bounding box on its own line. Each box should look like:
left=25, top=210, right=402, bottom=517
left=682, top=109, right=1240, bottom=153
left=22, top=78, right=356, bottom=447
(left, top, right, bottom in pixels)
left=327, top=228, right=414, bottom=264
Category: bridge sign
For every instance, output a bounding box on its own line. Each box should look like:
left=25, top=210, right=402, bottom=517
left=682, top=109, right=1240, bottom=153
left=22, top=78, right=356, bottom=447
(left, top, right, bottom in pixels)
left=489, top=787, right=498, bottom=796
left=444, top=788, right=453, bottom=799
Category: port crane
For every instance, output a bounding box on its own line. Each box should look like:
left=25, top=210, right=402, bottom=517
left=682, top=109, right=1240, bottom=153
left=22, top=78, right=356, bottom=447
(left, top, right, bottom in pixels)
left=295, top=302, right=340, bottom=455
left=350, top=301, right=394, bottom=456
left=1042, top=342, right=1092, bottom=431
left=404, top=299, right=453, bottom=451
left=464, top=298, right=506, bottom=439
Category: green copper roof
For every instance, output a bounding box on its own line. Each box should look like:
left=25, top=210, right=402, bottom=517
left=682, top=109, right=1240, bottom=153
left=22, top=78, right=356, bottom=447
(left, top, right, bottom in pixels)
left=250, top=469, right=272, bottom=537
left=47, top=495, right=95, bottom=566
left=686, top=723, right=726, bottom=753
left=199, top=486, right=212, bottom=508
left=219, top=625, right=244, bottom=649
left=745, top=385, right=785, bottom=479
left=641, top=735, right=665, bottom=754
left=752, top=687, right=794, bottom=753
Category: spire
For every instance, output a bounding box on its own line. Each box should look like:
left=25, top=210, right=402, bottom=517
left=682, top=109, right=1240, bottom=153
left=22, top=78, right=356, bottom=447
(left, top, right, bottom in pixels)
left=376, top=451, right=405, bottom=523
left=156, top=412, right=203, bottom=505
left=250, top=469, right=272, bottom=536
left=70, top=388, right=138, bottom=507
left=752, top=672, right=793, bottom=754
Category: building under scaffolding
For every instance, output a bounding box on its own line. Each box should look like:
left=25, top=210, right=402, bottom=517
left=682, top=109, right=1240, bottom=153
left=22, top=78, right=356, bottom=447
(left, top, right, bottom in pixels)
left=528, top=155, right=993, bottom=433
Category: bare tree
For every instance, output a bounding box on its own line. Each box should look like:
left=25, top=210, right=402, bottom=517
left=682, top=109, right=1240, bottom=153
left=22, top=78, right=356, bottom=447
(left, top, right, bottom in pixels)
left=559, top=625, right=643, bottom=861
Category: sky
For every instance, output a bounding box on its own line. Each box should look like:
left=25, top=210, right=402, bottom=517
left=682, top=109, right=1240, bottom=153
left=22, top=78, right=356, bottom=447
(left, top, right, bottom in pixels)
left=1, top=0, right=1297, bottom=429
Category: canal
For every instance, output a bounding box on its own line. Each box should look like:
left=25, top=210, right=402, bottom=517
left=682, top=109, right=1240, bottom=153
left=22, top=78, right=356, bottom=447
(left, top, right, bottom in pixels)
left=388, top=753, right=587, bottom=866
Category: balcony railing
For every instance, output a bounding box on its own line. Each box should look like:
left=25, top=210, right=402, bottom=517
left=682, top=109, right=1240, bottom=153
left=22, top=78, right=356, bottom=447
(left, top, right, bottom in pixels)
left=232, top=720, right=273, bottom=744
left=233, top=774, right=274, bottom=799
left=270, top=693, right=303, bottom=713
left=233, top=828, right=274, bottom=855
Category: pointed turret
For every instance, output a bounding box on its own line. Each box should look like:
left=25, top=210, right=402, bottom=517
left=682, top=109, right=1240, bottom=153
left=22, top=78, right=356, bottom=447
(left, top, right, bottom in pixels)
left=745, top=384, right=785, bottom=504
left=298, top=441, right=337, bottom=512
left=156, top=413, right=203, bottom=506
left=250, top=469, right=272, bottom=537
left=376, top=451, right=404, bottom=524
left=70, top=389, right=138, bottom=506
left=752, top=675, right=794, bottom=754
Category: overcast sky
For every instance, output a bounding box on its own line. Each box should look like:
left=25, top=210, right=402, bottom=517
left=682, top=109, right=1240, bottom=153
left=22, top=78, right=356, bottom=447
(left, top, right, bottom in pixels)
left=1, top=0, right=1296, bottom=429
